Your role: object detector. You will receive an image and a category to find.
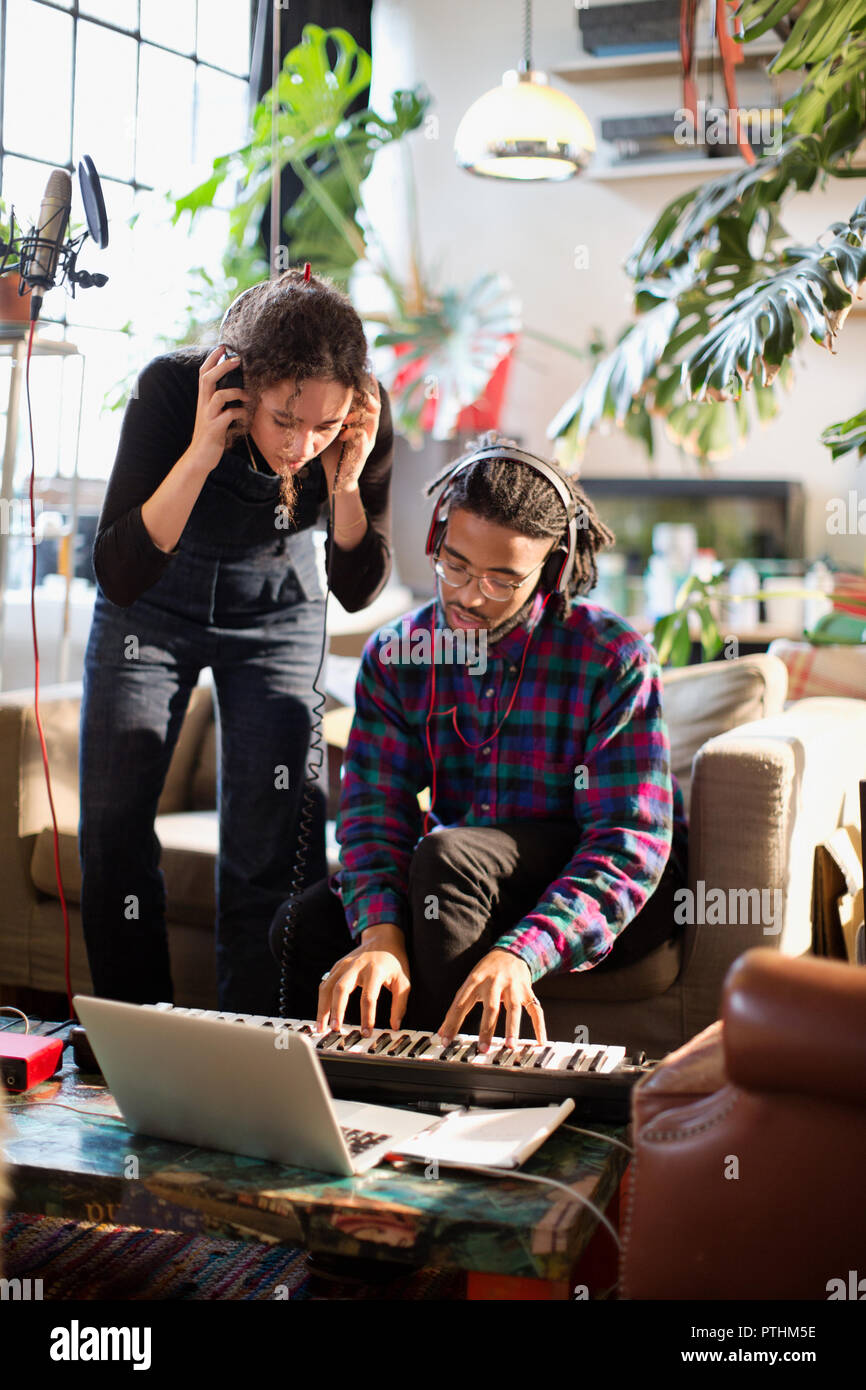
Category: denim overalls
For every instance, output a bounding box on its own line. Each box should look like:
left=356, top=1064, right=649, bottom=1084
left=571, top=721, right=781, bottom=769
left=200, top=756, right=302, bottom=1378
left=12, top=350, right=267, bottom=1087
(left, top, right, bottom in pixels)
left=79, top=446, right=330, bottom=1015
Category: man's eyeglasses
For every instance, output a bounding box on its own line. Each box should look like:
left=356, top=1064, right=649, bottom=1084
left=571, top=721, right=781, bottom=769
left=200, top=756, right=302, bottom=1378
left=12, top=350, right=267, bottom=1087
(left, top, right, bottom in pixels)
left=432, top=550, right=552, bottom=602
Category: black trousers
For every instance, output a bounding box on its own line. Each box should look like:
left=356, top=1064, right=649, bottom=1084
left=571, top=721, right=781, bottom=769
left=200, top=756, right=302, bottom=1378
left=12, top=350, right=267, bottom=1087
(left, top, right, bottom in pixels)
left=268, top=822, right=686, bottom=1035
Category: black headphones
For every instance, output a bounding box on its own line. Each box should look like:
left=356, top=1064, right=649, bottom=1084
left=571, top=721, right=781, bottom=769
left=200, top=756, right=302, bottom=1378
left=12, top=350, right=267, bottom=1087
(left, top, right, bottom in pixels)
left=424, top=441, right=579, bottom=597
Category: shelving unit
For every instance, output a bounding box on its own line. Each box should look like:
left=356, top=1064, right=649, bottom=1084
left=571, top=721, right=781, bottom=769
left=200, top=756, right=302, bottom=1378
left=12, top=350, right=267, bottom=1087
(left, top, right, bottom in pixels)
left=586, top=154, right=745, bottom=181
left=555, top=34, right=785, bottom=182
left=553, top=41, right=781, bottom=84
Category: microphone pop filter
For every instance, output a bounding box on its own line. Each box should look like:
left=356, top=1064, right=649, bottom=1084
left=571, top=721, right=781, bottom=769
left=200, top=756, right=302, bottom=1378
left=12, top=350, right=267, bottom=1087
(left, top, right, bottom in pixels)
left=78, top=155, right=108, bottom=249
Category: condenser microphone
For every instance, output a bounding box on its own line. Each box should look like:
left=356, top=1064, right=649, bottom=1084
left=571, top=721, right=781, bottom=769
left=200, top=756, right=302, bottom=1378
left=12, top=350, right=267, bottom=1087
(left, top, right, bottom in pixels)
left=23, top=168, right=72, bottom=319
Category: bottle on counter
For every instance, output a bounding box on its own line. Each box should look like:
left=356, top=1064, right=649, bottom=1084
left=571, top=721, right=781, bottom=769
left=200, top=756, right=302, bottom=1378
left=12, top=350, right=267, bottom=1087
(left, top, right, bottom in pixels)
left=724, top=560, right=761, bottom=630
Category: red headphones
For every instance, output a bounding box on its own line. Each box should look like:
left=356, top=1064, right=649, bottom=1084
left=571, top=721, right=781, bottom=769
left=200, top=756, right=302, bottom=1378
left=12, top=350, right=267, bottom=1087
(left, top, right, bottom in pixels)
left=424, top=441, right=579, bottom=595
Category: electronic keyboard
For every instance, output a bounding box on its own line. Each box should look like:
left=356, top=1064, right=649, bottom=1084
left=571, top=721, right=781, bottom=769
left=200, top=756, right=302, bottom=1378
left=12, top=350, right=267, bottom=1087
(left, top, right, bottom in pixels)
left=146, top=1005, right=655, bottom=1121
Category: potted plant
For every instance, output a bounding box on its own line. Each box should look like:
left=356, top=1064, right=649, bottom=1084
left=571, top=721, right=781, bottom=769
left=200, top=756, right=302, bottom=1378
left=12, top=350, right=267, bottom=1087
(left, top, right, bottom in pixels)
left=0, top=199, right=32, bottom=323
left=542, top=0, right=866, bottom=659
left=166, top=24, right=523, bottom=591
left=550, top=0, right=866, bottom=472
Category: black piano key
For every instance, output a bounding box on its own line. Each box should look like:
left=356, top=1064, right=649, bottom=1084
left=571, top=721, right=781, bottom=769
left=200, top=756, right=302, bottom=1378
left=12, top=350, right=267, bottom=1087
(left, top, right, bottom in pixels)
left=517, top=1045, right=537, bottom=1067
left=297, top=1024, right=313, bottom=1035
left=440, top=1040, right=462, bottom=1061
left=388, top=1034, right=412, bottom=1056
left=566, top=1049, right=586, bottom=1071
left=317, top=1030, right=343, bottom=1050
left=370, top=1033, right=392, bottom=1054
left=533, top=1045, right=555, bottom=1069
left=342, top=1030, right=362, bottom=1049
left=587, top=1050, right=604, bottom=1072
left=461, top=1042, right=479, bottom=1062
left=492, top=1046, right=513, bottom=1066
left=408, top=1037, right=431, bottom=1058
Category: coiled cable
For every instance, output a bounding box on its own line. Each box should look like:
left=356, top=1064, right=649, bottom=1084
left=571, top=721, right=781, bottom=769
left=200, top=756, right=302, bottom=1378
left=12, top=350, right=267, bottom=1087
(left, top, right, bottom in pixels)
left=278, top=453, right=343, bottom=1017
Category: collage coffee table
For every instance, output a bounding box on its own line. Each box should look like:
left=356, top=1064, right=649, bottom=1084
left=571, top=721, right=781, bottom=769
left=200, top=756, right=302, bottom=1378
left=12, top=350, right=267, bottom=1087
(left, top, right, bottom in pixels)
left=2, top=1022, right=630, bottom=1300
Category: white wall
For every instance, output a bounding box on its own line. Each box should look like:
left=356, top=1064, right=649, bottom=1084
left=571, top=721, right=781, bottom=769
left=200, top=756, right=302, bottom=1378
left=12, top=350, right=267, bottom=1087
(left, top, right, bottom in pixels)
left=368, top=0, right=866, bottom=567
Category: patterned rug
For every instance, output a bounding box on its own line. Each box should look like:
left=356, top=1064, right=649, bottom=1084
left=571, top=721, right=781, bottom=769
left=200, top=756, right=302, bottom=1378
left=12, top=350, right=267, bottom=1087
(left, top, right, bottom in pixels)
left=1, top=1212, right=466, bottom=1301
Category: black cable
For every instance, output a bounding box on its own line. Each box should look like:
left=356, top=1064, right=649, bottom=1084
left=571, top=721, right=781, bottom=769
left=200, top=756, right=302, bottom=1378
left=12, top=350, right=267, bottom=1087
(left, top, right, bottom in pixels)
left=278, top=451, right=344, bottom=1018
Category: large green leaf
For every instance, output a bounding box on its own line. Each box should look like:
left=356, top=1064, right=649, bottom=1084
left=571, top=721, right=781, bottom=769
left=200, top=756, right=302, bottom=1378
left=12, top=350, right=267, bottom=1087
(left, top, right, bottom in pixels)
left=172, top=25, right=428, bottom=285
left=684, top=198, right=866, bottom=398
left=548, top=300, right=680, bottom=444
left=734, top=0, right=866, bottom=58
left=628, top=137, right=826, bottom=281
left=376, top=272, right=521, bottom=442
left=821, top=406, right=866, bottom=458
left=738, top=0, right=866, bottom=71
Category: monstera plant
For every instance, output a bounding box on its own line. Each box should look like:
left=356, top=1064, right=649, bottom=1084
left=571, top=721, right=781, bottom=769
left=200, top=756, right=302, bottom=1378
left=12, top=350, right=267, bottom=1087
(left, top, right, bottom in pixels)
left=552, top=0, right=866, bottom=468
left=169, top=24, right=520, bottom=444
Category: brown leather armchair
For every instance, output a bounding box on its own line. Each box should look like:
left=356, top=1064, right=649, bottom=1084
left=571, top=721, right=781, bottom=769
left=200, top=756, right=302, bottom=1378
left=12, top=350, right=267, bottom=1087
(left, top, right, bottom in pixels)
left=619, top=948, right=866, bottom=1300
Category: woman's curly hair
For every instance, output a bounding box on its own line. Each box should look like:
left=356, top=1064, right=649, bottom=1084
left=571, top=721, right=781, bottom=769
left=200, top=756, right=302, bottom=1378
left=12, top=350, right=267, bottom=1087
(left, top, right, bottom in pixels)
left=179, top=267, right=371, bottom=449
left=424, top=442, right=616, bottom=604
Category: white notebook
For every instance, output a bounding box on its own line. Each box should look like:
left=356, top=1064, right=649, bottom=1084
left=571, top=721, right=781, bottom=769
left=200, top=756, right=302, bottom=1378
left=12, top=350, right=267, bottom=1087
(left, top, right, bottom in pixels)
left=388, top=1099, right=575, bottom=1170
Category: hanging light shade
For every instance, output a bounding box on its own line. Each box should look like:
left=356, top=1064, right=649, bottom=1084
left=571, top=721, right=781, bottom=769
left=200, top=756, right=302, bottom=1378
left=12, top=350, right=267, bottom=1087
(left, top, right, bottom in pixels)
left=454, top=2, right=595, bottom=181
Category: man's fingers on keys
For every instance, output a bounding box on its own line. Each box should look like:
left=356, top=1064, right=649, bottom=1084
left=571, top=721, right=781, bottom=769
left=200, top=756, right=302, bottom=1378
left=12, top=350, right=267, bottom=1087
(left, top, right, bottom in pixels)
left=316, top=958, right=353, bottom=1031
left=504, top=996, right=524, bottom=1049
left=525, top=992, right=547, bottom=1045
left=477, top=994, right=503, bottom=1054
left=437, top=983, right=476, bottom=1047
left=478, top=995, right=505, bottom=1056
left=328, top=963, right=365, bottom=1031
left=359, top=969, right=385, bottom=1035
left=389, top=976, right=410, bottom=1032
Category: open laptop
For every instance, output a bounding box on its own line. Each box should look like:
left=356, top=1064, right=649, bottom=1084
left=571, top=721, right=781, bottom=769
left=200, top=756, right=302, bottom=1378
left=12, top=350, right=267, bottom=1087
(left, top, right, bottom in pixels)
left=73, top=995, right=442, bottom=1176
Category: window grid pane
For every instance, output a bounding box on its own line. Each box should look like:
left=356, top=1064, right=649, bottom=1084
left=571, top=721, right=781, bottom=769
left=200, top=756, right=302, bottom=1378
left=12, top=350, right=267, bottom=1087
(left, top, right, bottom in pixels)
left=74, top=21, right=139, bottom=182
left=140, top=0, right=196, bottom=54
left=3, top=0, right=73, bottom=165
left=0, top=0, right=252, bottom=502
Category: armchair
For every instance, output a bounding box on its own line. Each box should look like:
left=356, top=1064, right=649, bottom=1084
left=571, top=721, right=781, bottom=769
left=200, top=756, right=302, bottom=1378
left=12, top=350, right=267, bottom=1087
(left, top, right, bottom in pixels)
left=619, top=948, right=866, bottom=1300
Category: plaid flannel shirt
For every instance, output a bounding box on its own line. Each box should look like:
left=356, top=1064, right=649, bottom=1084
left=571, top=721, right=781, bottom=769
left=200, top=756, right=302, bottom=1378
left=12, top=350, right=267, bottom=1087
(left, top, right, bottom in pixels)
left=332, top=590, right=689, bottom=983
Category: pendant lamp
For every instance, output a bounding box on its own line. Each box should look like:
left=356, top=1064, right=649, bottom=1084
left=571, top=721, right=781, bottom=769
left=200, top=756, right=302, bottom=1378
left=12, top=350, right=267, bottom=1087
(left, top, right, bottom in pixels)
left=454, top=0, right=595, bottom=181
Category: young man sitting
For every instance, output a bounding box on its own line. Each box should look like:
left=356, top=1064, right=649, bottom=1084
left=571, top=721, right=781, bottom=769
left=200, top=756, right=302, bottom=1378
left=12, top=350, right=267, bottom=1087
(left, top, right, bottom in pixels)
left=269, top=439, right=688, bottom=1051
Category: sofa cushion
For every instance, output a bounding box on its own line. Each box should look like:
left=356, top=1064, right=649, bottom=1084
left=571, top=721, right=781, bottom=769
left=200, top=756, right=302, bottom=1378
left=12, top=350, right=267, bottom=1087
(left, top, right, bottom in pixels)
left=535, top=933, right=684, bottom=1004
left=31, top=812, right=218, bottom=928
left=661, top=653, right=788, bottom=815
left=767, top=638, right=866, bottom=702
left=189, top=720, right=219, bottom=811
left=156, top=681, right=216, bottom=816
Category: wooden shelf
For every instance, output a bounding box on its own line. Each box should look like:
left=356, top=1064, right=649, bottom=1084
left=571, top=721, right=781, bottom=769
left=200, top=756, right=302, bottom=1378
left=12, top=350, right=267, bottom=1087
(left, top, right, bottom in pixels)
left=554, top=42, right=781, bottom=83
left=586, top=154, right=745, bottom=181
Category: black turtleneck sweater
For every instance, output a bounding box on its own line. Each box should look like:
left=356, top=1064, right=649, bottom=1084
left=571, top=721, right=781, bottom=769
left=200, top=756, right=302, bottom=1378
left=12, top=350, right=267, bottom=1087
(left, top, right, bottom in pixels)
left=93, top=350, right=394, bottom=612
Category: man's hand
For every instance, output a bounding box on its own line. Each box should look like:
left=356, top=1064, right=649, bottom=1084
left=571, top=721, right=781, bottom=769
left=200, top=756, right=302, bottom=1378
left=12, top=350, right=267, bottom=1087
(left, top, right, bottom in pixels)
left=437, top=948, right=547, bottom=1053
left=317, top=922, right=409, bottom=1035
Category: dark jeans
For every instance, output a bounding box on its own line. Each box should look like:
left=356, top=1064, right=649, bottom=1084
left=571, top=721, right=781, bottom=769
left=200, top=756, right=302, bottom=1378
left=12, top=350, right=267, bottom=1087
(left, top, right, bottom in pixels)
left=268, top=821, right=686, bottom=1034
left=79, top=533, right=328, bottom=1015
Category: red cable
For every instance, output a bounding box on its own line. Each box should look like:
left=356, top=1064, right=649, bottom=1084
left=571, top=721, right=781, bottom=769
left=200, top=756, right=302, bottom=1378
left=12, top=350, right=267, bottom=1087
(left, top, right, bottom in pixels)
left=423, top=589, right=558, bottom=834
left=680, top=0, right=698, bottom=126
left=717, top=0, right=755, bottom=165
left=24, top=318, right=74, bottom=1020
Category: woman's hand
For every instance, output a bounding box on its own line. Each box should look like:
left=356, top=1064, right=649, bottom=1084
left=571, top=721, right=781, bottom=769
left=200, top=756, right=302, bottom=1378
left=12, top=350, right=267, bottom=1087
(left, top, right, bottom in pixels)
left=187, top=345, right=251, bottom=475
left=317, top=922, right=410, bottom=1034
left=319, top=375, right=381, bottom=496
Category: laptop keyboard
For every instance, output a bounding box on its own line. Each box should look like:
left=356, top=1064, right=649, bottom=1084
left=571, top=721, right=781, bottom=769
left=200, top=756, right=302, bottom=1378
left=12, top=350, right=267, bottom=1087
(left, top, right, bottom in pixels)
left=340, top=1127, right=393, bottom=1158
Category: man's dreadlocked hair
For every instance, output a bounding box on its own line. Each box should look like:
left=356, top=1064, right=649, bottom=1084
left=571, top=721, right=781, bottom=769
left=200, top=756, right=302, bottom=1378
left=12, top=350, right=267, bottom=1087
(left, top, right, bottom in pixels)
left=424, top=440, right=616, bottom=606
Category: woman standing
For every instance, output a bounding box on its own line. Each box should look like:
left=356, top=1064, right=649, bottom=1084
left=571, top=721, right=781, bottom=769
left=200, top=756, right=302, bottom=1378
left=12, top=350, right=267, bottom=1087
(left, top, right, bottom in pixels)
left=79, top=268, right=393, bottom=1015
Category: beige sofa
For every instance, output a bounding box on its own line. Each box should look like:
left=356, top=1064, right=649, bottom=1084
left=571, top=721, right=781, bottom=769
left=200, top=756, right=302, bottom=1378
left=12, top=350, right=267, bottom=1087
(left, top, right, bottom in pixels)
left=2, top=654, right=865, bottom=1057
